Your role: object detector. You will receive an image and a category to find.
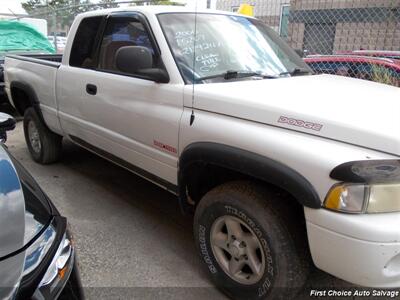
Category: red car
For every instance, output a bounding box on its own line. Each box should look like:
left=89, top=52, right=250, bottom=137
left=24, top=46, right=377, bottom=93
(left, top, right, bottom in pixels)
left=337, top=50, right=400, bottom=60
left=304, top=55, right=400, bottom=87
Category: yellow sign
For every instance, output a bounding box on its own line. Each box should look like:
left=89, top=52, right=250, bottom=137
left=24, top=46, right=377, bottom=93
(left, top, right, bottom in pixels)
left=237, top=4, right=254, bottom=16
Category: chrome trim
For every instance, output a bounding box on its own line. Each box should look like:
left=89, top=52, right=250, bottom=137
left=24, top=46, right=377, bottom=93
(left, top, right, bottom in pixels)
left=34, top=232, right=74, bottom=300
left=22, top=224, right=56, bottom=277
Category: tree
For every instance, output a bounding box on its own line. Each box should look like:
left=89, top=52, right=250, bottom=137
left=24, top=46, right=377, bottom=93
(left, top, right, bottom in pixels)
left=128, top=0, right=184, bottom=6
left=97, top=0, right=118, bottom=9
left=21, top=0, right=45, bottom=14
left=152, top=0, right=184, bottom=4
left=22, top=0, right=94, bottom=29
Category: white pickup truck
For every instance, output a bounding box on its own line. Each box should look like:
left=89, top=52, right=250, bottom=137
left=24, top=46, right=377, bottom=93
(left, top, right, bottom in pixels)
left=4, top=6, right=400, bottom=299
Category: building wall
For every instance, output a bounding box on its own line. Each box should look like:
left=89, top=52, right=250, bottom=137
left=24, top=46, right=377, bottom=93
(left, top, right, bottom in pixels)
left=216, top=0, right=400, bottom=54
left=217, top=0, right=290, bottom=30
left=288, top=0, right=400, bottom=53
left=333, top=21, right=400, bottom=52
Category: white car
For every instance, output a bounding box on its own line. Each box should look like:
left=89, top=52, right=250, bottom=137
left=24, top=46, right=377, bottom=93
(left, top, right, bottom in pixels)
left=4, top=6, right=400, bottom=299
left=47, top=36, right=67, bottom=52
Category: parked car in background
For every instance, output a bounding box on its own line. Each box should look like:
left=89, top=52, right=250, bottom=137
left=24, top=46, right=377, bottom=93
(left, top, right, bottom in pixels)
left=48, top=36, right=67, bottom=53
left=0, top=113, right=83, bottom=299
left=338, top=50, right=400, bottom=60
left=0, top=20, right=55, bottom=106
left=304, top=55, right=400, bottom=87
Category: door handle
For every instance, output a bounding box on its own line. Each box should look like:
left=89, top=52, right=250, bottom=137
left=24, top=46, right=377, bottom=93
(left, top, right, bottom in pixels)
left=86, top=84, right=97, bottom=95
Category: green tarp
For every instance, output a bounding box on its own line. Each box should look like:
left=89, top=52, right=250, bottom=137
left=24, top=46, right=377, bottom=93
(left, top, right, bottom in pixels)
left=0, top=20, right=55, bottom=54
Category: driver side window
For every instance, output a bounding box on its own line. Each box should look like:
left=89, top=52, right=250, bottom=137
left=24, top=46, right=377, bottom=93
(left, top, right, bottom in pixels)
left=97, top=17, right=155, bottom=74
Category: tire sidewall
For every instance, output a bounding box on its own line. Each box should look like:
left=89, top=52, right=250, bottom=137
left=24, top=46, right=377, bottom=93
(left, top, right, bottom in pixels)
left=23, top=109, right=43, bottom=162
left=195, top=200, right=277, bottom=300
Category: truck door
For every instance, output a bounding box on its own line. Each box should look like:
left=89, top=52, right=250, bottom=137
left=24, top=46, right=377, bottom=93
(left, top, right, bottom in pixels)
left=57, top=13, right=183, bottom=190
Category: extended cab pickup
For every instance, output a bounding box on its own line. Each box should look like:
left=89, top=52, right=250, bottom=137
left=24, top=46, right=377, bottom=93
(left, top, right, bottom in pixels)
left=5, top=6, right=400, bottom=299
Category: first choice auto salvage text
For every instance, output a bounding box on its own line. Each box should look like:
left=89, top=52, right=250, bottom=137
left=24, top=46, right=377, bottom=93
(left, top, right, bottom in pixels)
left=310, top=289, right=399, bottom=298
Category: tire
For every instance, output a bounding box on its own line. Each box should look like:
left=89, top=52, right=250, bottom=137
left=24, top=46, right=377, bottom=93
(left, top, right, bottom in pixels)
left=194, top=181, right=309, bottom=300
left=23, top=107, right=62, bottom=164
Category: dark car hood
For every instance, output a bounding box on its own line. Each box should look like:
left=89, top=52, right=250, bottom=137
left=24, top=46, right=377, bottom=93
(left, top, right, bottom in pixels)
left=0, top=145, right=54, bottom=298
left=0, top=145, right=53, bottom=257
left=0, top=147, right=25, bottom=257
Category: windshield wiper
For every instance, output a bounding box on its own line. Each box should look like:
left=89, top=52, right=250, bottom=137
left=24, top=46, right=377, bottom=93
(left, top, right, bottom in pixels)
left=196, top=70, right=278, bottom=82
left=279, top=68, right=312, bottom=77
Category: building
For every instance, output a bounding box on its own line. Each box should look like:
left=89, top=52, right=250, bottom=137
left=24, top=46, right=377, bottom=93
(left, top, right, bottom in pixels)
left=216, top=0, right=400, bottom=54
left=217, top=0, right=290, bottom=32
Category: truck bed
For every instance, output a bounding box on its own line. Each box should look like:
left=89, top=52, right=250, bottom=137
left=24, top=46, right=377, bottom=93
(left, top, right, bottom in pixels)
left=1, top=54, right=62, bottom=103
left=4, top=54, right=62, bottom=135
left=5, top=53, right=62, bottom=66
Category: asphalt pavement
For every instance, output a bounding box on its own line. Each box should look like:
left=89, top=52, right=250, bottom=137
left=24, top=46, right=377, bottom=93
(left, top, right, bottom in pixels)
left=7, top=121, right=351, bottom=300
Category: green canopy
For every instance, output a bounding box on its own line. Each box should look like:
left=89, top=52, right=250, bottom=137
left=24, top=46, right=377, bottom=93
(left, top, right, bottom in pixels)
left=0, top=20, right=55, bottom=54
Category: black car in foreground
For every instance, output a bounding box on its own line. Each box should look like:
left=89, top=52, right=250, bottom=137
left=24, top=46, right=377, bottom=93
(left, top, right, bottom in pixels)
left=0, top=113, right=83, bottom=300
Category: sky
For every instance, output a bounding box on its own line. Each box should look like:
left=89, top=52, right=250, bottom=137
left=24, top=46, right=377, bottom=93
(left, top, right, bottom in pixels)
left=1, top=0, right=27, bottom=15
left=0, top=0, right=111, bottom=15
left=0, top=0, right=195, bottom=15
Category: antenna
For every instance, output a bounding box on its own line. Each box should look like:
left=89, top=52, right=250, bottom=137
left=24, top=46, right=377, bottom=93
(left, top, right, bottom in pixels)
left=190, top=0, right=198, bottom=126
left=7, top=8, right=19, bottom=18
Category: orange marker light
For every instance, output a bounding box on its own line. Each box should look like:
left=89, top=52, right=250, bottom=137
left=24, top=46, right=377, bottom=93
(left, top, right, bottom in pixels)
left=58, top=266, right=68, bottom=280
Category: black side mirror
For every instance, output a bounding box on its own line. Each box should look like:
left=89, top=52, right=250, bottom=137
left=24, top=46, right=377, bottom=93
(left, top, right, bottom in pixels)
left=0, top=113, right=16, bottom=143
left=136, top=68, right=169, bottom=84
left=115, top=46, right=169, bottom=83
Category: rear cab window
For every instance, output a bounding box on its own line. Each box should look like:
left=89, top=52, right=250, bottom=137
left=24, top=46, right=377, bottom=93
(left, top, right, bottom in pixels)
left=69, top=16, right=104, bottom=68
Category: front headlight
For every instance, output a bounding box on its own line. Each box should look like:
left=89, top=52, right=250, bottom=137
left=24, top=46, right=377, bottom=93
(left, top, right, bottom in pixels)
left=326, top=160, right=400, bottom=213
left=368, top=183, right=400, bottom=213
left=325, top=183, right=400, bottom=213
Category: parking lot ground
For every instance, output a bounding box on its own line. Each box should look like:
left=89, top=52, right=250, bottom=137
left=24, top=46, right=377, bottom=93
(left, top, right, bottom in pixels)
left=7, top=121, right=353, bottom=300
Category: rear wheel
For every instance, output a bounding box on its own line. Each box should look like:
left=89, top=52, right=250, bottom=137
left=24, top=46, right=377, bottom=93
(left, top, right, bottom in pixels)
left=194, top=181, right=309, bottom=300
left=23, top=107, right=62, bottom=164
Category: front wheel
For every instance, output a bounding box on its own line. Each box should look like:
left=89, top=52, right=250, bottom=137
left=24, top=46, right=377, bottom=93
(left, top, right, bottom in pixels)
left=194, top=181, right=309, bottom=300
left=23, top=107, right=62, bottom=164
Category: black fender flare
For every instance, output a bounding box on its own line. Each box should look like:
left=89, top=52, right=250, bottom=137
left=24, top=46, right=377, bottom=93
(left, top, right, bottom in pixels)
left=178, top=142, right=321, bottom=210
left=10, top=81, right=46, bottom=124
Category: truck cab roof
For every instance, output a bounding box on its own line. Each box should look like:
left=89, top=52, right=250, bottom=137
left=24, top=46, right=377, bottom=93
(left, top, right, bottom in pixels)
left=75, top=5, right=249, bottom=19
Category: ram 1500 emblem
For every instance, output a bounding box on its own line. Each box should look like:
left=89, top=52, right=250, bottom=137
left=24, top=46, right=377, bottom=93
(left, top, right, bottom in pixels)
left=153, top=140, right=177, bottom=154
left=278, top=116, right=323, bottom=131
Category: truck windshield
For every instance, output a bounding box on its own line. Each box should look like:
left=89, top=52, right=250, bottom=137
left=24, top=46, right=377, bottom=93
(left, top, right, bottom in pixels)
left=158, top=13, right=312, bottom=84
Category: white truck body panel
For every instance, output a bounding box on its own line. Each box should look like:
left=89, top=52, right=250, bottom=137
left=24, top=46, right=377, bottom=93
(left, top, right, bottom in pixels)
left=190, top=75, right=400, bottom=156
left=4, top=57, right=62, bottom=135
left=56, top=65, right=183, bottom=185
left=179, top=106, right=397, bottom=201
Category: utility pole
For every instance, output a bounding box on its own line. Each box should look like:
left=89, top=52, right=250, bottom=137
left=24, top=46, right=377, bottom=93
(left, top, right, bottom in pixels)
left=45, top=0, right=57, bottom=51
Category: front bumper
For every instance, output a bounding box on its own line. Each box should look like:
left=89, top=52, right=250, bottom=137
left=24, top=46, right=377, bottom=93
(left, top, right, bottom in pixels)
left=305, top=207, right=400, bottom=287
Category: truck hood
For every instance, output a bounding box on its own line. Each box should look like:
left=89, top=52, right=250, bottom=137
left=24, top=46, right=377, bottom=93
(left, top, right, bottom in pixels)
left=193, top=74, right=400, bottom=155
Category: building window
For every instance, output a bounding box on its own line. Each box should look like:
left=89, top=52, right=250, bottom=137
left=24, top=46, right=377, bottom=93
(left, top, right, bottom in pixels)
left=231, top=6, right=239, bottom=12
left=279, top=5, right=290, bottom=38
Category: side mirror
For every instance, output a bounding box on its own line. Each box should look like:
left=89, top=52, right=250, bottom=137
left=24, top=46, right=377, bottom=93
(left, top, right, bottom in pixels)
left=136, top=68, right=169, bottom=84
left=0, top=113, right=16, bottom=143
left=115, top=46, right=169, bottom=83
